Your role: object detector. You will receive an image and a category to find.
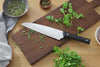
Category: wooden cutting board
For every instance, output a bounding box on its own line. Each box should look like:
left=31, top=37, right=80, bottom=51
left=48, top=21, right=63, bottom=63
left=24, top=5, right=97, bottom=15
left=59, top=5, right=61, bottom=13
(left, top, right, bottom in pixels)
left=12, top=0, right=100, bottom=65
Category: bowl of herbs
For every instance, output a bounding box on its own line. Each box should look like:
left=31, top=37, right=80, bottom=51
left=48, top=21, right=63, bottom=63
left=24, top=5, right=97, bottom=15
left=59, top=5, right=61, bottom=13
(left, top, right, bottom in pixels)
left=3, top=0, right=29, bottom=17
left=40, top=0, right=51, bottom=9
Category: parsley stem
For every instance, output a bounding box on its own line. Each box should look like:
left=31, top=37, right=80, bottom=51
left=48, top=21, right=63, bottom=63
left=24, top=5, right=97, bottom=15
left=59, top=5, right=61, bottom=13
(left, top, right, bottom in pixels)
left=58, top=23, right=63, bottom=30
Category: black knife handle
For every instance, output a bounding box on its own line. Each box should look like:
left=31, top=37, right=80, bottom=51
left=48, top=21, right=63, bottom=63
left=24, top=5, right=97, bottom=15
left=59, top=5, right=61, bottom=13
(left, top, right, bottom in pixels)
left=63, top=32, right=90, bottom=44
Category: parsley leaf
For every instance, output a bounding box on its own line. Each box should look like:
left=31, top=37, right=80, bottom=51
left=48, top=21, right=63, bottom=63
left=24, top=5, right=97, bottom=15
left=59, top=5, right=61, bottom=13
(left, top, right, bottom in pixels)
left=40, top=35, right=45, bottom=41
left=29, top=30, right=34, bottom=34
left=60, top=8, right=66, bottom=16
left=46, top=15, right=54, bottom=22
left=77, top=27, right=84, bottom=31
left=63, top=2, right=68, bottom=9
left=53, top=46, right=61, bottom=54
left=77, top=27, right=84, bottom=36
left=63, top=14, right=72, bottom=27
left=73, top=11, right=85, bottom=19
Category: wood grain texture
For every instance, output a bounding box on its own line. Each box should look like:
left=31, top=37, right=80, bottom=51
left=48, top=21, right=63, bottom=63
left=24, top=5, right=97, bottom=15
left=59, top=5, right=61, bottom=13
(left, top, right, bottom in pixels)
left=2, top=0, right=100, bottom=67
left=12, top=0, right=100, bottom=65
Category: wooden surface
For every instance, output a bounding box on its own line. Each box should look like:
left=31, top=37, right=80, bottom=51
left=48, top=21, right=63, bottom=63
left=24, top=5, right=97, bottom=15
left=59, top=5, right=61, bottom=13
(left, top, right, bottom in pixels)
left=0, top=0, right=100, bottom=67
left=12, top=0, right=100, bottom=65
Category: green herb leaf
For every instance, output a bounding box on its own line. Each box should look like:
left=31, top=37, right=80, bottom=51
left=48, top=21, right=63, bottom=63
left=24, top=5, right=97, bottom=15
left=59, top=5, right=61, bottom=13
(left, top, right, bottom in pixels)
left=40, top=47, right=43, bottom=49
left=40, top=35, right=45, bottom=41
left=46, top=15, right=54, bottom=22
left=53, top=46, right=61, bottom=54
left=77, top=27, right=84, bottom=31
left=55, top=18, right=62, bottom=23
left=55, top=19, right=59, bottom=23
left=60, top=8, right=66, bottom=15
left=26, top=33, right=30, bottom=39
left=77, top=27, right=84, bottom=36
left=22, top=30, right=26, bottom=33
left=63, top=2, right=68, bottom=9
left=63, top=14, right=72, bottom=27
left=46, top=15, right=51, bottom=20
left=68, top=3, right=73, bottom=14
left=73, top=11, right=85, bottom=19
left=51, top=16, right=54, bottom=22
left=29, top=30, right=34, bottom=34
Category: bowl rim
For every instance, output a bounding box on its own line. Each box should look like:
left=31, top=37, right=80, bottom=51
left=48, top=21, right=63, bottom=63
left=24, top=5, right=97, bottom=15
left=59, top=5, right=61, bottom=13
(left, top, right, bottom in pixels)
left=95, top=26, right=100, bottom=44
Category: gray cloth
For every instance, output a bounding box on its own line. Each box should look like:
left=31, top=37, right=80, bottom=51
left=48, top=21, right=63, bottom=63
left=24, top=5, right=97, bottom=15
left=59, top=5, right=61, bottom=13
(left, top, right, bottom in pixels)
left=0, top=12, right=18, bottom=67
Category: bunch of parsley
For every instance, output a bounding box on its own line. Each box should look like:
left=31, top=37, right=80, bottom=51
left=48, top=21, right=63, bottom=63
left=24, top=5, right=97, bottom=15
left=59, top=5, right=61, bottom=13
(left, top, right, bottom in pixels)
left=53, top=46, right=85, bottom=67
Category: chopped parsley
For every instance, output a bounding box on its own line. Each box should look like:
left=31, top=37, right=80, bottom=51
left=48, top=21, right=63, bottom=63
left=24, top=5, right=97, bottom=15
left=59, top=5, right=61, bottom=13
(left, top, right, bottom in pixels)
left=53, top=46, right=85, bottom=67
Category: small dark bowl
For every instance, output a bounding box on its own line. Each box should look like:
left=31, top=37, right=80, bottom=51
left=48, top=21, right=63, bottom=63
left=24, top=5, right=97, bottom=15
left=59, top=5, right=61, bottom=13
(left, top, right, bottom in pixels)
left=40, top=0, right=51, bottom=9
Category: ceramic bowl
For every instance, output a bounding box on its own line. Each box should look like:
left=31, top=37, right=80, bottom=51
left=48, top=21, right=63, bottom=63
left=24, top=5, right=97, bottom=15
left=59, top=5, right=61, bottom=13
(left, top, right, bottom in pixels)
left=95, top=26, right=100, bottom=44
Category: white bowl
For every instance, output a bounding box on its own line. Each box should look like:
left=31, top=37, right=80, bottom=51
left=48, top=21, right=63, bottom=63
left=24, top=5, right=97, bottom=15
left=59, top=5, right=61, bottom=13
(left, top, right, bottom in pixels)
left=95, top=26, right=100, bottom=44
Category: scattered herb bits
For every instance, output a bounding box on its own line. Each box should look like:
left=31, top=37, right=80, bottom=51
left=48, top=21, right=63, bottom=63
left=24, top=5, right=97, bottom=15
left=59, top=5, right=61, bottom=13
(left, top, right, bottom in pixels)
left=53, top=46, right=85, bottom=67
left=29, top=30, right=34, bottom=34
left=60, top=8, right=66, bottom=16
left=22, top=30, right=26, bottom=33
left=40, top=35, right=45, bottom=41
left=77, top=27, right=84, bottom=36
left=7, top=1, right=25, bottom=17
left=40, top=47, right=43, bottom=49
left=26, top=33, right=30, bottom=39
left=63, top=2, right=68, bottom=9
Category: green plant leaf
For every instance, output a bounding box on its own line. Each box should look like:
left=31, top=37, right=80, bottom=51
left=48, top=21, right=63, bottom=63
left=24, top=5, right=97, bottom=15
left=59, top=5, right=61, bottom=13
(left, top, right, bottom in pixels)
left=53, top=46, right=61, bottom=54
left=46, top=15, right=54, bottom=22
left=77, top=27, right=84, bottom=31
left=63, top=2, right=68, bottom=9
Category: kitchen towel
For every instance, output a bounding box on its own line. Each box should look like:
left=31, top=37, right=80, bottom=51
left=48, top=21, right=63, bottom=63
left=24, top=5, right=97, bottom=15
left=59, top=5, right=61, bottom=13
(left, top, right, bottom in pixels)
left=0, top=12, right=18, bottom=67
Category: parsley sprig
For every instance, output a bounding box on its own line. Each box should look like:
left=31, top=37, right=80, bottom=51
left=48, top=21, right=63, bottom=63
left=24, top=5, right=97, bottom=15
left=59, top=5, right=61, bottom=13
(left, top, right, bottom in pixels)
left=53, top=46, right=85, bottom=67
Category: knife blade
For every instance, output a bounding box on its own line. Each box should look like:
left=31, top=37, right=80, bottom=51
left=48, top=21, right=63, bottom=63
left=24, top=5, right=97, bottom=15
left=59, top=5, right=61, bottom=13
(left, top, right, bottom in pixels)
left=22, top=22, right=90, bottom=44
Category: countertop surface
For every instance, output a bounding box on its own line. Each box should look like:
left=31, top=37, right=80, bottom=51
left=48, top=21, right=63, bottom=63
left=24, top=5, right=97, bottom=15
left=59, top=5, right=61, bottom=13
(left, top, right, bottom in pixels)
left=0, top=0, right=100, bottom=67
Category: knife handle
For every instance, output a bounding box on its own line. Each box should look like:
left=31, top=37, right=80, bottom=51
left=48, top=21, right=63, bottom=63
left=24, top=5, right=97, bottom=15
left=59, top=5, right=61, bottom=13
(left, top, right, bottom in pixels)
left=63, top=32, right=90, bottom=44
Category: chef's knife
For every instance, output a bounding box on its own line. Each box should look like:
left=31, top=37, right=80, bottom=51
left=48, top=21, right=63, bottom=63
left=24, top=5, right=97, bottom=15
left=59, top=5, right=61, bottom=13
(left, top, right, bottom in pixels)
left=22, top=22, right=90, bottom=44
